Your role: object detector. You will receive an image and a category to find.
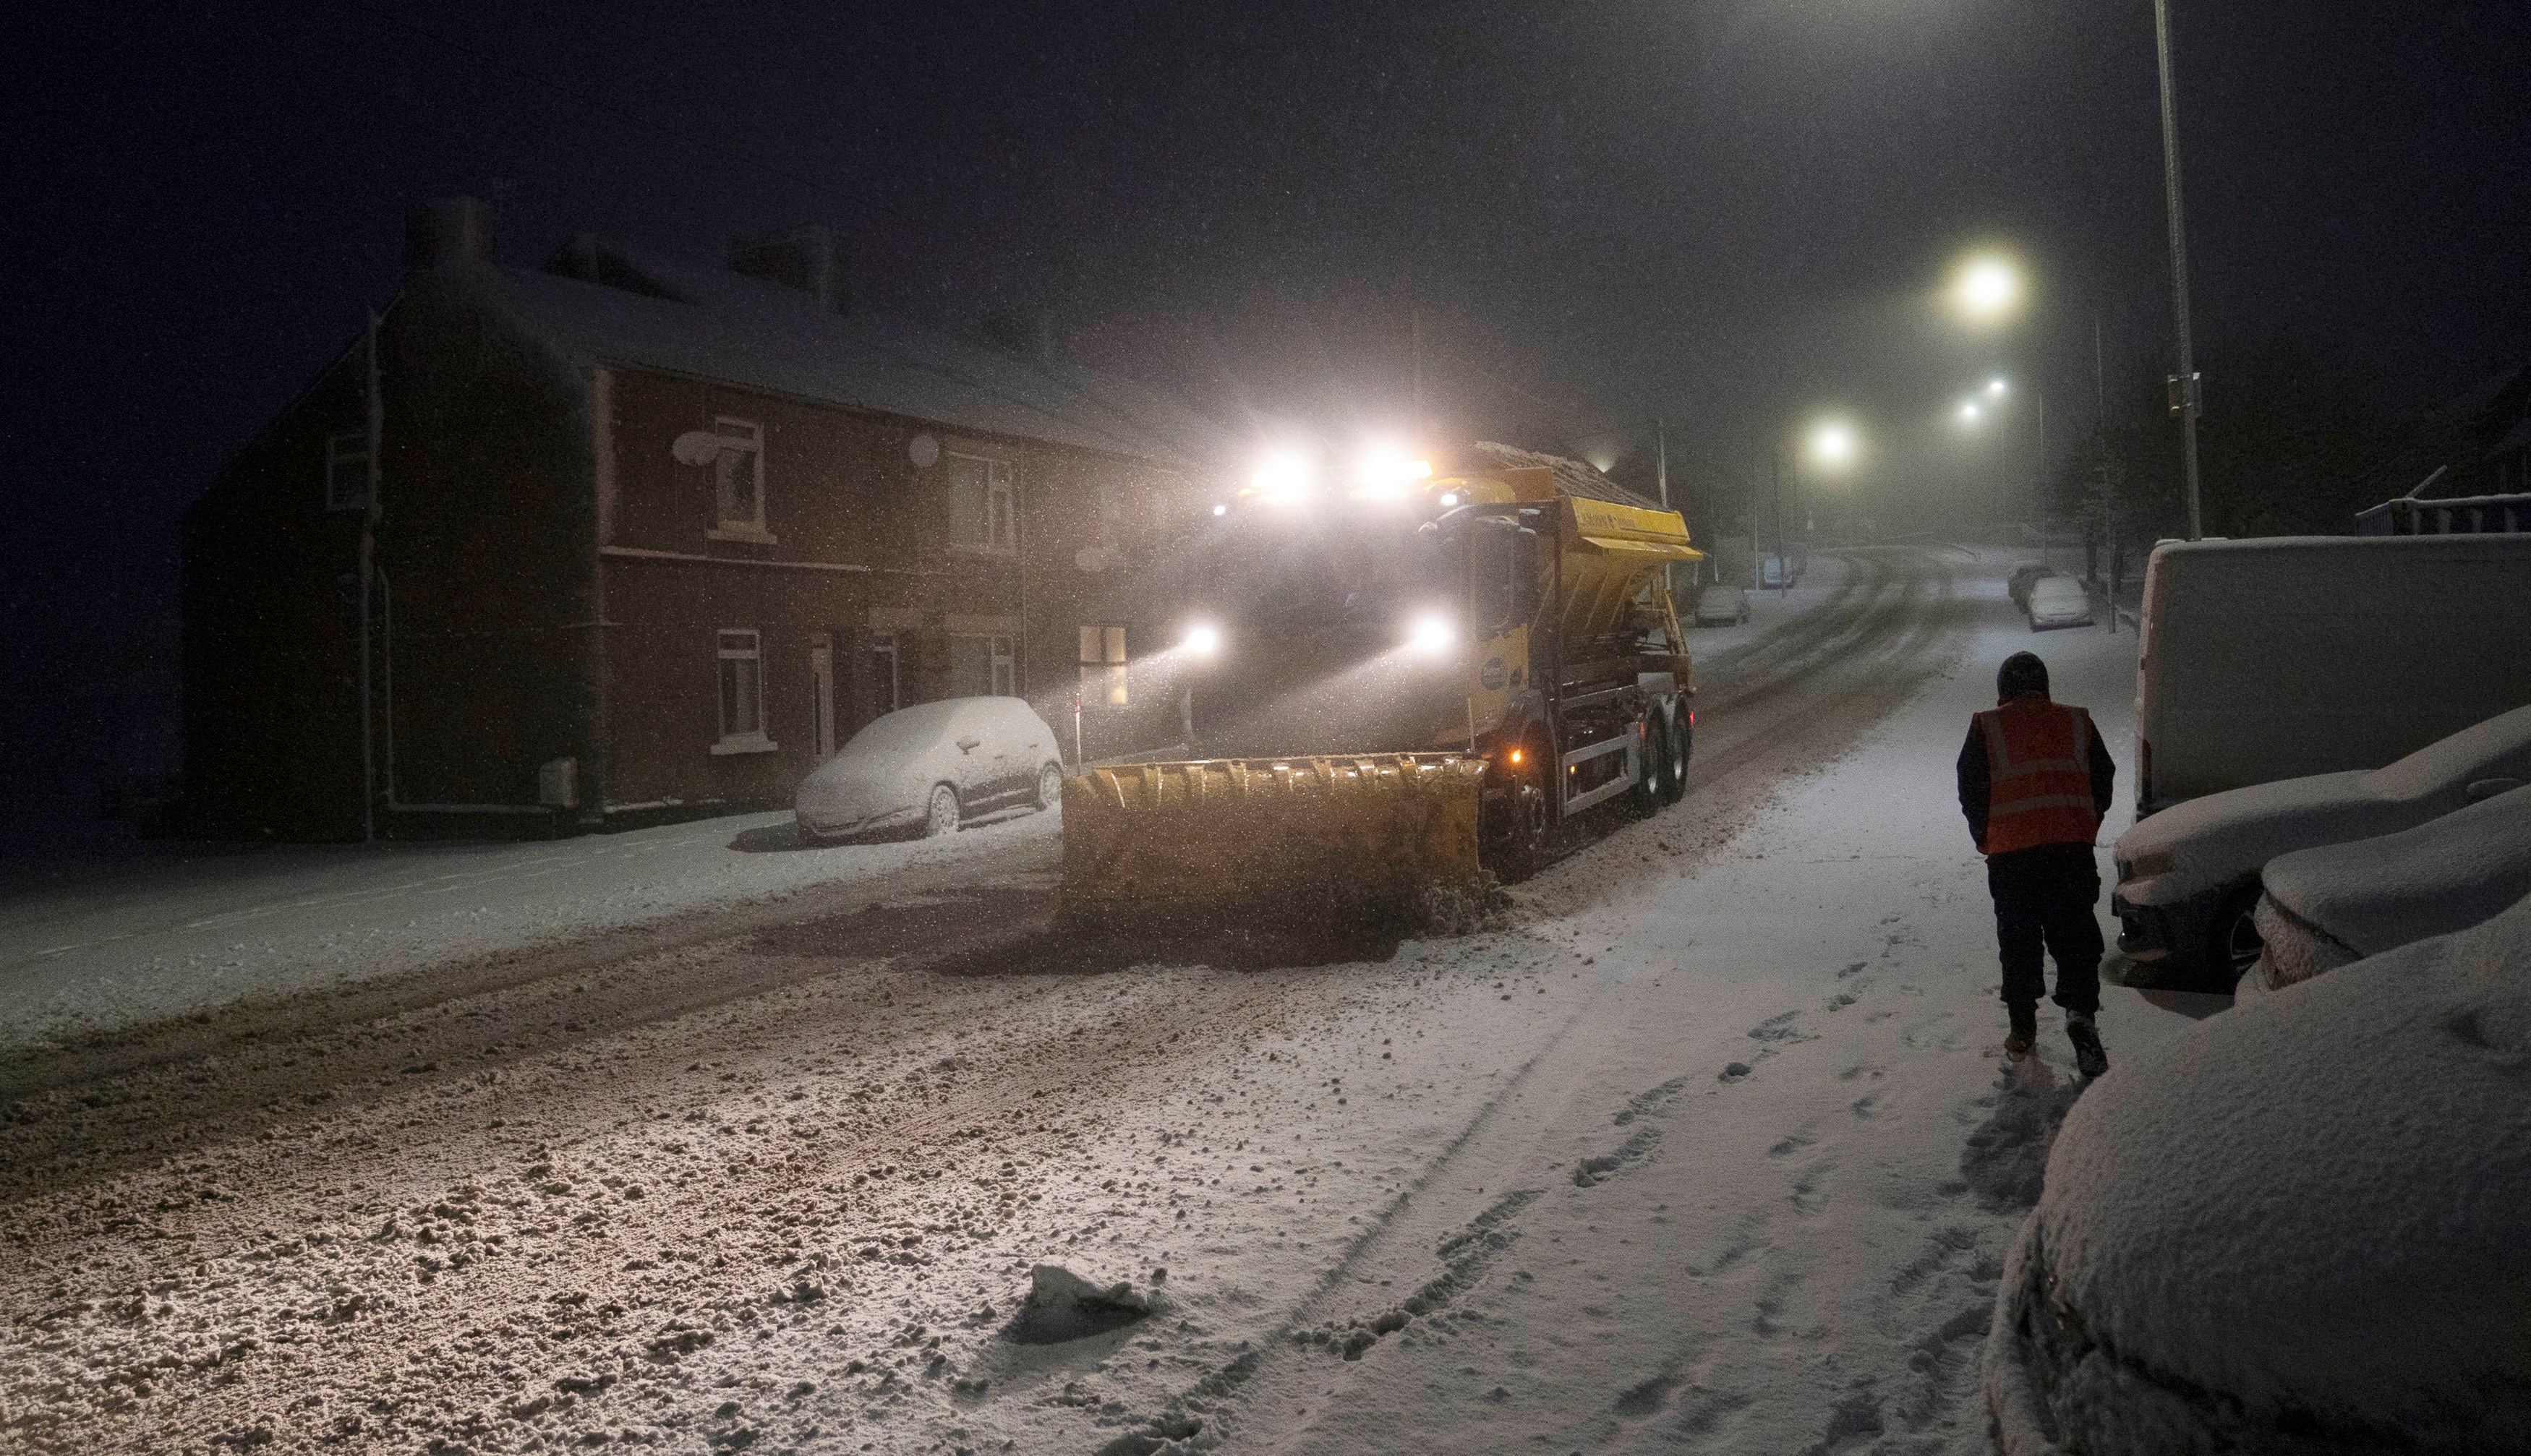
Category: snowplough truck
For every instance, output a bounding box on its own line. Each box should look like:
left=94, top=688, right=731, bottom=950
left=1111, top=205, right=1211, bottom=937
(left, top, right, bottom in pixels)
left=1060, top=443, right=1702, bottom=923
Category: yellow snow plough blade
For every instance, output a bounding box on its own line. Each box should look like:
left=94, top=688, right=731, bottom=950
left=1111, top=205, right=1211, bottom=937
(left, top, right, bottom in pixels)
left=1059, top=755, right=1486, bottom=925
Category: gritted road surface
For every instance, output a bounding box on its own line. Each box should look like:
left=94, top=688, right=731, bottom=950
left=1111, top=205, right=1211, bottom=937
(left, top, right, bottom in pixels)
left=5, top=548, right=2089, bottom=1456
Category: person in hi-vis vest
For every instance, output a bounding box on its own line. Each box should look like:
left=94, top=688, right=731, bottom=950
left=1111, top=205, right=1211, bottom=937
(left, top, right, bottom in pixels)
left=1956, top=651, right=2114, bottom=1076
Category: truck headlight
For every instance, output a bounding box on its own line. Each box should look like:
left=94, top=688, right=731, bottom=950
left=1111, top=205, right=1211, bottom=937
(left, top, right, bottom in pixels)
left=1407, top=614, right=1455, bottom=656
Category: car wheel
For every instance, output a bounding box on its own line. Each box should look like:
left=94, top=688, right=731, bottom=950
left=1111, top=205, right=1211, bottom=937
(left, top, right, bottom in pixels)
left=2211, top=887, right=2263, bottom=987
left=1036, top=763, right=1065, bottom=812
left=923, top=784, right=960, bottom=838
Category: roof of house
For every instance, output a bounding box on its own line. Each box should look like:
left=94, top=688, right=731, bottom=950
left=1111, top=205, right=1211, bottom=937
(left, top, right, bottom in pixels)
left=485, top=239, right=1232, bottom=470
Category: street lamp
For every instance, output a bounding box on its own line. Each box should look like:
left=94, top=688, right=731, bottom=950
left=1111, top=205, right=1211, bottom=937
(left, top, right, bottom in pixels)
left=1806, top=419, right=1858, bottom=472
left=1947, top=252, right=2026, bottom=330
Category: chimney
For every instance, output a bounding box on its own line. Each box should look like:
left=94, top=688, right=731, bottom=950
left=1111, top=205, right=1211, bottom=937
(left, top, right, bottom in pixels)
left=405, top=196, right=498, bottom=273
left=728, top=223, right=849, bottom=314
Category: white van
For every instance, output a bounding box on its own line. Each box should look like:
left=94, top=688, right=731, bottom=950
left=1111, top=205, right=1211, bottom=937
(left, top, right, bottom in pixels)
left=2133, top=534, right=2531, bottom=817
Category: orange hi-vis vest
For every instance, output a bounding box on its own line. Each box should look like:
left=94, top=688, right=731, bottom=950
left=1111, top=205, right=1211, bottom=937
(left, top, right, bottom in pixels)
left=1976, top=698, right=2102, bottom=854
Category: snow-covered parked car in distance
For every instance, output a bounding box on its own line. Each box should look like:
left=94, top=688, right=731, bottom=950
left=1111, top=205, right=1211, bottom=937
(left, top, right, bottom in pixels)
left=2007, top=562, right=2055, bottom=609
left=1985, top=890, right=2531, bottom=1456
left=1692, top=583, right=1750, bottom=626
left=2023, top=574, right=2092, bottom=630
left=2252, top=783, right=2531, bottom=991
left=2111, top=703, right=2531, bottom=984
left=795, top=697, right=1065, bottom=842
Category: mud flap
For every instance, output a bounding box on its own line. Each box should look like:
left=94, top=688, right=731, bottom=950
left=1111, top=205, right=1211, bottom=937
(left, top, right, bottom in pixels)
left=1059, top=755, right=1487, bottom=928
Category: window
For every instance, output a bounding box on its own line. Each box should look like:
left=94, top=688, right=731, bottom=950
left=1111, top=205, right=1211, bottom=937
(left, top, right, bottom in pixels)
left=711, top=417, right=767, bottom=537
left=325, top=432, right=370, bottom=512
left=868, top=633, right=900, bottom=716
left=713, top=629, right=776, bottom=753
left=946, top=451, right=1016, bottom=552
left=951, top=635, right=1015, bottom=698
left=1079, top=623, right=1127, bottom=706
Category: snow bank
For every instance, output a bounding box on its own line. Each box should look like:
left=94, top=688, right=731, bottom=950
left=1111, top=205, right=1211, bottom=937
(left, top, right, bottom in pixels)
left=1986, top=889, right=2531, bottom=1454
left=2256, top=784, right=2531, bottom=989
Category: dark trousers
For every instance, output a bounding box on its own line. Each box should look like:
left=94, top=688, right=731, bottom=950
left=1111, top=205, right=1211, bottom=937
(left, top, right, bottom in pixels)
left=1986, top=842, right=2103, bottom=1014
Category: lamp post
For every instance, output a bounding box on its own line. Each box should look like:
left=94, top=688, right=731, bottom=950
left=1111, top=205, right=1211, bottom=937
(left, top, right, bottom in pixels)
left=2153, top=0, right=2205, bottom=539
left=1798, top=419, right=1859, bottom=576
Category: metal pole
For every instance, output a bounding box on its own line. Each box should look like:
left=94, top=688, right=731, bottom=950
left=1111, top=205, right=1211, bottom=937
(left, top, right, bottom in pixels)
left=2091, top=310, right=2107, bottom=429
left=1772, top=451, right=1786, bottom=594
left=2153, top=0, right=2205, bottom=540
left=360, top=310, right=382, bottom=843
left=2034, top=381, right=2048, bottom=549
left=1656, top=417, right=1668, bottom=508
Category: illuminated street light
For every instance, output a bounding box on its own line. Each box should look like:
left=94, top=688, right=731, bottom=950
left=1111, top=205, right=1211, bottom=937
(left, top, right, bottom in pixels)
left=1958, top=401, right=1982, bottom=426
left=1987, top=377, right=2008, bottom=397
left=1806, top=420, right=1858, bottom=472
left=1179, top=622, right=1222, bottom=656
left=1947, top=252, right=2025, bottom=328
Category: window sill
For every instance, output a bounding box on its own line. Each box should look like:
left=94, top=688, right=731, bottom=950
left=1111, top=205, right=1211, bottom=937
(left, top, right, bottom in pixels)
left=708, top=525, right=777, bottom=545
left=710, top=735, right=780, bottom=756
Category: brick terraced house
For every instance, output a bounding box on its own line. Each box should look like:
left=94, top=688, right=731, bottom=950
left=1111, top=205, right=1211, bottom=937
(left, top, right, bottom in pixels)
left=183, top=199, right=1231, bottom=839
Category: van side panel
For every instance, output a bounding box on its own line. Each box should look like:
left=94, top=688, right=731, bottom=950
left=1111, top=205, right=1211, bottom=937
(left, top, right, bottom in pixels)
left=2135, top=535, right=2531, bottom=812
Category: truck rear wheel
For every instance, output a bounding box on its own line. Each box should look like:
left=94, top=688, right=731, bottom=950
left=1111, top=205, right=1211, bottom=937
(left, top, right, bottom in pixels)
left=1657, top=703, right=1689, bottom=805
left=1626, top=716, right=1663, bottom=818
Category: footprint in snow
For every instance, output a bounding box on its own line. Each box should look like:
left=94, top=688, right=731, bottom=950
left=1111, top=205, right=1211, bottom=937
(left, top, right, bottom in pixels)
left=1746, top=1010, right=1810, bottom=1043
left=1611, top=1370, right=1682, bottom=1419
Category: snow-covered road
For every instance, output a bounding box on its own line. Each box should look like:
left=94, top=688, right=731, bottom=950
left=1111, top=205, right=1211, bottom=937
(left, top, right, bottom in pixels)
left=0, top=549, right=2224, bottom=1455
left=0, top=797, right=1060, bottom=1051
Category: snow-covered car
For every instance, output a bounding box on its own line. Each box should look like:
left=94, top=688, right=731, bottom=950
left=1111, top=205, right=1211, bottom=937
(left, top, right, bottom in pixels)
left=2007, top=562, right=2056, bottom=609
left=2251, top=782, right=2531, bottom=991
left=794, top=697, right=1065, bottom=842
left=2023, top=575, right=2092, bottom=630
left=2111, top=703, right=2531, bottom=983
left=1692, top=583, right=1750, bottom=625
left=1984, top=890, right=2531, bottom=1456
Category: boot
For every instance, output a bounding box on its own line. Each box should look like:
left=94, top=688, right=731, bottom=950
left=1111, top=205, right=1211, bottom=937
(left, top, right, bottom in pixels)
left=2066, top=1013, right=2109, bottom=1078
left=2005, top=1002, right=2038, bottom=1058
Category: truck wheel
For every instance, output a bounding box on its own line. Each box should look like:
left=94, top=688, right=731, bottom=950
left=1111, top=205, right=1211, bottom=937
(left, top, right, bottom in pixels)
left=1626, top=716, right=1663, bottom=818
left=1488, top=735, right=1553, bottom=882
left=1659, top=704, right=1690, bottom=805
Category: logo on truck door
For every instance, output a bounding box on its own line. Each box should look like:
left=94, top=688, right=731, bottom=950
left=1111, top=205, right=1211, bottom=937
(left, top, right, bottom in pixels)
left=1481, top=656, right=1506, bottom=690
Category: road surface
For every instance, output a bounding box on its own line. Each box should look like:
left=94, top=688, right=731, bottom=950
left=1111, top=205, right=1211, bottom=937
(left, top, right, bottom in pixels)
left=0, top=549, right=2222, bottom=1455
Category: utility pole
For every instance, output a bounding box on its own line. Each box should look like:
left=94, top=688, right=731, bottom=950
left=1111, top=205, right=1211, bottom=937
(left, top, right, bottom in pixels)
left=2153, top=0, right=2205, bottom=539
left=360, top=310, right=382, bottom=844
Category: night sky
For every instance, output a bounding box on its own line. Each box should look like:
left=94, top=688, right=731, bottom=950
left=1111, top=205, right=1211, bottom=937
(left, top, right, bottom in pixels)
left=5, top=1, right=2527, bottom=810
